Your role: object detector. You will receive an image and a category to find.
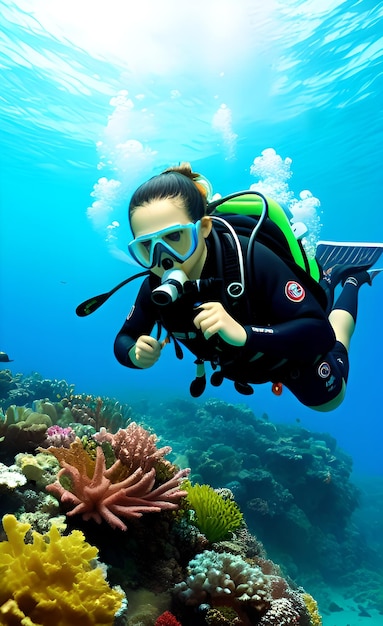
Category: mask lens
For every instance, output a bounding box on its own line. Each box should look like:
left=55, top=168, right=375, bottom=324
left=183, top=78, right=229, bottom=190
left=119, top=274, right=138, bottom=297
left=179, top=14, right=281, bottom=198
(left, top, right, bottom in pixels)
left=134, top=239, right=153, bottom=265
left=163, top=227, right=193, bottom=255
left=129, top=221, right=201, bottom=268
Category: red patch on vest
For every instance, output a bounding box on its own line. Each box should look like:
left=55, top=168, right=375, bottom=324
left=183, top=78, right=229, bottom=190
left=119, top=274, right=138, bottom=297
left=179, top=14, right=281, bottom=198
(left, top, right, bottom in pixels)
left=285, top=281, right=305, bottom=302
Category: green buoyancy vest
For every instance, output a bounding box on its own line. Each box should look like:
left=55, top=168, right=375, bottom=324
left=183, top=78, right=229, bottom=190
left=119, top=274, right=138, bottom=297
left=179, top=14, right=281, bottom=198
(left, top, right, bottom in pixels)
left=210, top=191, right=321, bottom=282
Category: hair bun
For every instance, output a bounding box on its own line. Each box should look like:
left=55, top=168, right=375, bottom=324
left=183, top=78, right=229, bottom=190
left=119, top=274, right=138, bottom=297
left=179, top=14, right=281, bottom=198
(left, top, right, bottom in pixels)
left=194, top=175, right=213, bottom=202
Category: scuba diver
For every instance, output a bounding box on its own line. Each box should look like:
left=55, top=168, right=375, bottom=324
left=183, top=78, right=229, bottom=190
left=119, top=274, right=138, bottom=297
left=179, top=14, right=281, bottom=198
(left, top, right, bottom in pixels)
left=77, top=163, right=382, bottom=411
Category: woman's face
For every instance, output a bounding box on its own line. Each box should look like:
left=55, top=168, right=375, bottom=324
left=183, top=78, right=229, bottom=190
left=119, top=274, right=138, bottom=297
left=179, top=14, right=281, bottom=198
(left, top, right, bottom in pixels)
left=130, top=196, right=211, bottom=279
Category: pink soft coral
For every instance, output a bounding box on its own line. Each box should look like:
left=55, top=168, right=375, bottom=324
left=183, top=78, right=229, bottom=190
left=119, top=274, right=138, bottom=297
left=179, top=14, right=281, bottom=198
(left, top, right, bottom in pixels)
left=47, top=446, right=190, bottom=531
left=94, top=422, right=172, bottom=473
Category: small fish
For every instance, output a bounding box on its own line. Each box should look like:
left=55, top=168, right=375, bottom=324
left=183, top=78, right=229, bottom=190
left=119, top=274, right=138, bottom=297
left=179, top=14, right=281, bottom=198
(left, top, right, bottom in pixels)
left=0, top=352, right=13, bottom=362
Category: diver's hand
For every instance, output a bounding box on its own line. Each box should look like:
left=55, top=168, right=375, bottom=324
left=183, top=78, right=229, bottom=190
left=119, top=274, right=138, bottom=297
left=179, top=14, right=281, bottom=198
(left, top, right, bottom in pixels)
left=129, top=335, right=162, bottom=368
left=193, top=302, right=246, bottom=347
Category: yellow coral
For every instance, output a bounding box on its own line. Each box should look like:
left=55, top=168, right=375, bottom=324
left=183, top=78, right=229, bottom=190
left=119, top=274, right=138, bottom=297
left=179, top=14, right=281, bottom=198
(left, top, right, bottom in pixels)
left=15, top=452, right=59, bottom=485
left=16, top=453, right=46, bottom=482
left=0, top=514, right=124, bottom=626
left=45, top=439, right=96, bottom=479
left=302, top=592, right=322, bottom=626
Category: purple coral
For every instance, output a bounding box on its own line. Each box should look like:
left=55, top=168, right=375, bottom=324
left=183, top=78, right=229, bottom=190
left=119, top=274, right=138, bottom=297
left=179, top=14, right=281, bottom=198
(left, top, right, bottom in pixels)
left=44, top=425, right=76, bottom=448
left=47, top=446, right=190, bottom=531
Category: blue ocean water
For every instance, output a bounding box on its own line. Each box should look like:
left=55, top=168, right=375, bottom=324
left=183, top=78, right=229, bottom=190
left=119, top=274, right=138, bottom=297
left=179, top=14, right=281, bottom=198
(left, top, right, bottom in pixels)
left=1, top=0, right=382, bottom=485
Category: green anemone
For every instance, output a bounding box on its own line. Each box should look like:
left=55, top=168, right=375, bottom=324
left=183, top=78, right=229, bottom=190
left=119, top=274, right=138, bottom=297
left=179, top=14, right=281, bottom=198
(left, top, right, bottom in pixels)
left=184, top=482, right=243, bottom=542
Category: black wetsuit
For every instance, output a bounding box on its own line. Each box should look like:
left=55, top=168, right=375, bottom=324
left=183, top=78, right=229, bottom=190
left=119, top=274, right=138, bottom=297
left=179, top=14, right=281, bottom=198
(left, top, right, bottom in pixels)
left=114, top=232, right=349, bottom=407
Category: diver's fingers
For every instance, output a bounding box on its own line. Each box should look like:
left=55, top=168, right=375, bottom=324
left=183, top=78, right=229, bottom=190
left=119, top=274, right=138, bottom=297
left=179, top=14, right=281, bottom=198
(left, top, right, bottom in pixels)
left=201, top=320, right=221, bottom=340
left=195, top=312, right=223, bottom=339
left=193, top=302, right=220, bottom=329
left=194, top=302, right=225, bottom=332
left=136, top=335, right=160, bottom=351
left=135, top=335, right=162, bottom=366
left=194, top=303, right=246, bottom=346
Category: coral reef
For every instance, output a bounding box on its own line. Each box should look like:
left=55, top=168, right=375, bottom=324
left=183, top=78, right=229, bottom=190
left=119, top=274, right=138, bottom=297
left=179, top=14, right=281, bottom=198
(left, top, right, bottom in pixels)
left=1, top=375, right=379, bottom=623
left=58, top=394, right=134, bottom=433
left=0, top=513, right=125, bottom=626
left=0, top=373, right=135, bottom=435
left=0, top=371, right=75, bottom=409
left=0, top=406, right=52, bottom=461
left=0, top=370, right=17, bottom=399
left=45, top=438, right=190, bottom=531
left=174, top=549, right=313, bottom=626
left=140, top=397, right=362, bottom=583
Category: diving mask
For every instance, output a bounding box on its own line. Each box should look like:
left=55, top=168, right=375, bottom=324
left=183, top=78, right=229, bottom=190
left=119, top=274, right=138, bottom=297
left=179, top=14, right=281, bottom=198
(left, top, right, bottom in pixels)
left=128, top=221, right=202, bottom=268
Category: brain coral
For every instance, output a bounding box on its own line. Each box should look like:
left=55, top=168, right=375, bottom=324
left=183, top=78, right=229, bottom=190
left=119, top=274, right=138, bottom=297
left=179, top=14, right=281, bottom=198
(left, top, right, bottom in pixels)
left=0, top=514, right=125, bottom=626
left=174, top=549, right=270, bottom=611
left=0, top=405, right=52, bottom=457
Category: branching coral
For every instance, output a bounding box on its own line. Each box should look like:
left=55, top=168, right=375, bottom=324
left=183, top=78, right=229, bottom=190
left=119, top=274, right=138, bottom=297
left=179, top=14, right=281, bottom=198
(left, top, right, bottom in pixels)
left=0, top=514, right=124, bottom=626
left=58, top=394, right=131, bottom=433
left=184, top=482, right=243, bottom=542
left=94, top=422, right=172, bottom=473
left=46, top=445, right=190, bottom=531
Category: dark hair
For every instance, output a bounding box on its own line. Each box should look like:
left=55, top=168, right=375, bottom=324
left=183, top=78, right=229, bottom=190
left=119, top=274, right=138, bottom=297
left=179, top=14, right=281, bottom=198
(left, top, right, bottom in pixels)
left=128, top=163, right=207, bottom=227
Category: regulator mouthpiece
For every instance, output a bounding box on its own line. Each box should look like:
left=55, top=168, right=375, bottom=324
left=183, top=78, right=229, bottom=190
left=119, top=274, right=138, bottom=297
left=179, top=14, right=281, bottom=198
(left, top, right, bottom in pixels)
left=151, top=269, right=190, bottom=306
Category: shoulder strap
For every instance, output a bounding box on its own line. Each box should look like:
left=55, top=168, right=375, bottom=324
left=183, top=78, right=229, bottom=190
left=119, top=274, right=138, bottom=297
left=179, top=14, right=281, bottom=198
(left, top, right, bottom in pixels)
left=210, top=222, right=251, bottom=318
left=213, top=213, right=328, bottom=313
left=209, top=191, right=322, bottom=283
left=210, top=217, right=246, bottom=300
